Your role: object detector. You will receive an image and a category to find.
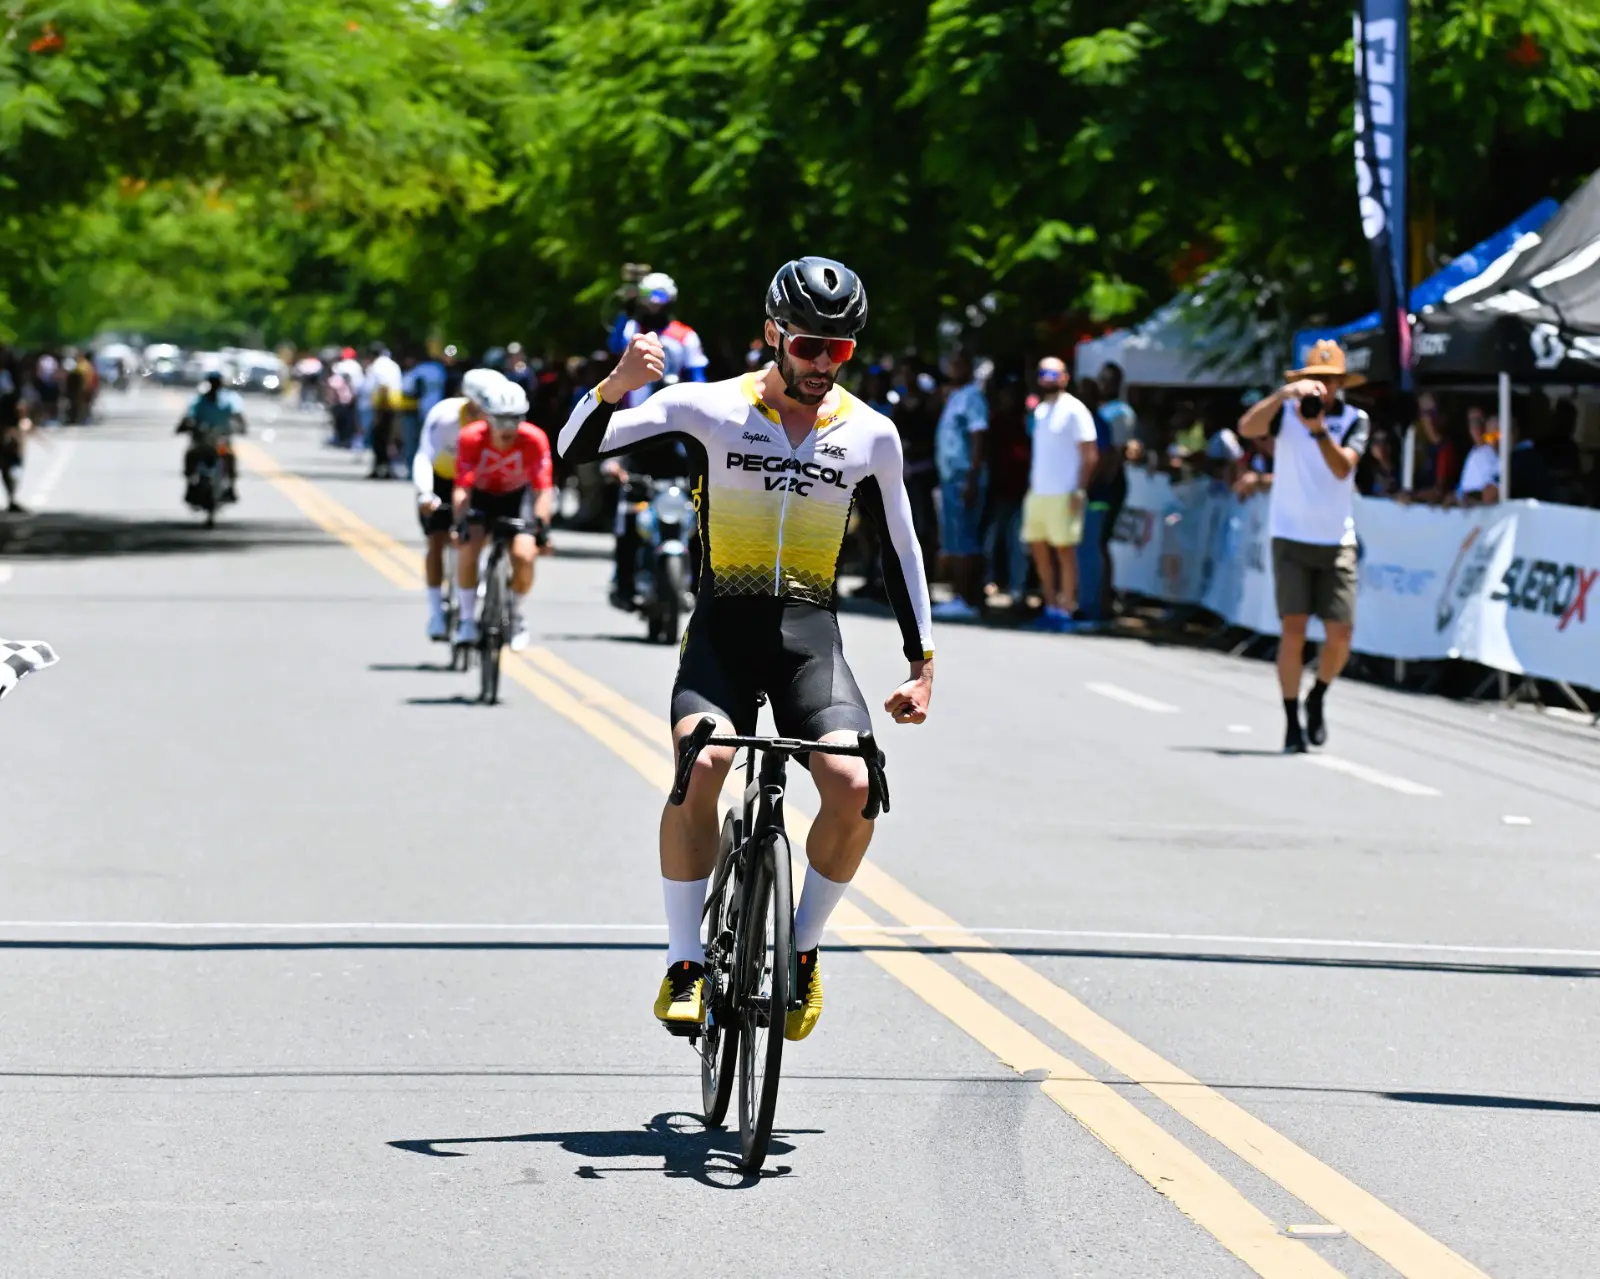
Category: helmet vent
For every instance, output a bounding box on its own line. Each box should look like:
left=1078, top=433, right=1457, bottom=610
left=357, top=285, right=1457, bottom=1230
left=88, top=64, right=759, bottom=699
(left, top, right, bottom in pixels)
left=823, top=267, right=838, bottom=289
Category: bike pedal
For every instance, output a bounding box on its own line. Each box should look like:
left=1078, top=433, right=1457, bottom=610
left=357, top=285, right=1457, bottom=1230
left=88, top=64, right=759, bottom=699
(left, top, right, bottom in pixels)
left=662, top=1020, right=703, bottom=1040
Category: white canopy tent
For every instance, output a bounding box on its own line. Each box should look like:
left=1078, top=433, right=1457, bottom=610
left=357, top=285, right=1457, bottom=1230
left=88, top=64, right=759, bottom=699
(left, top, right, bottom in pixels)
left=1074, top=295, right=1276, bottom=388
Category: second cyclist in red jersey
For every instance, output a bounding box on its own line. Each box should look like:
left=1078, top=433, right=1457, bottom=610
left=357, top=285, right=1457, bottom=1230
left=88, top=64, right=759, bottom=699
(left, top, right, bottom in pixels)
left=451, top=380, right=554, bottom=651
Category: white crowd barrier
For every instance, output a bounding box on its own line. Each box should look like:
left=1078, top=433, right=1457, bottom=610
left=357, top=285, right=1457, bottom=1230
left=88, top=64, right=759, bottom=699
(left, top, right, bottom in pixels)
left=1110, top=470, right=1600, bottom=689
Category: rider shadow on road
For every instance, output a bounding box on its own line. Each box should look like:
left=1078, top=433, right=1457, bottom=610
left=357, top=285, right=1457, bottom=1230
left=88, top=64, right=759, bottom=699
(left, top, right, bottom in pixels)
left=389, top=1111, right=813, bottom=1187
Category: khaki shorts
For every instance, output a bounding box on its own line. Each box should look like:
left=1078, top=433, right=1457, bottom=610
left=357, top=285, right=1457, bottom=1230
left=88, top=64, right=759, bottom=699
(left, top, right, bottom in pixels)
left=1022, top=491, right=1085, bottom=548
left=1272, top=537, right=1357, bottom=624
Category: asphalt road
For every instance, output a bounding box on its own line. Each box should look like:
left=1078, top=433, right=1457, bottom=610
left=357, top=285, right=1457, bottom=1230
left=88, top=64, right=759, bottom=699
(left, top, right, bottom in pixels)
left=1, top=388, right=1597, bottom=1278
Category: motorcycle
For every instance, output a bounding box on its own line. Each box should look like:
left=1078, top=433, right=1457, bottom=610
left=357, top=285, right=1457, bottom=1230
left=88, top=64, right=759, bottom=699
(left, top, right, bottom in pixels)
left=614, top=476, right=695, bottom=644
left=182, top=429, right=237, bottom=528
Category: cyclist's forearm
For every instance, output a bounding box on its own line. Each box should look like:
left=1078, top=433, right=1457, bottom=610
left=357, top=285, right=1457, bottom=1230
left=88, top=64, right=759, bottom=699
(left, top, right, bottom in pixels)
left=558, top=386, right=675, bottom=463
left=858, top=461, right=935, bottom=663
left=533, top=487, right=554, bottom=524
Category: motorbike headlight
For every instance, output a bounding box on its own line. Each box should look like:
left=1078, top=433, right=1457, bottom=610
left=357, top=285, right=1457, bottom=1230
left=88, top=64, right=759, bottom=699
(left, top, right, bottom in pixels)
left=653, top=487, right=692, bottom=528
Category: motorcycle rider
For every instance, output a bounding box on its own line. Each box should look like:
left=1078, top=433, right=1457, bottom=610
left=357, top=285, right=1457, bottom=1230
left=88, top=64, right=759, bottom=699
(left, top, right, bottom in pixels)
left=605, top=271, right=707, bottom=607
left=413, top=367, right=508, bottom=640
left=177, top=372, right=246, bottom=501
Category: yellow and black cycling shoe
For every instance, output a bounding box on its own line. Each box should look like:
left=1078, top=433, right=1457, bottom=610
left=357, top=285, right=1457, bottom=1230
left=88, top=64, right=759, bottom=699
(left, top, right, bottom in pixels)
left=785, top=948, right=823, bottom=1041
left=654, top=960, right=707, bottom=1033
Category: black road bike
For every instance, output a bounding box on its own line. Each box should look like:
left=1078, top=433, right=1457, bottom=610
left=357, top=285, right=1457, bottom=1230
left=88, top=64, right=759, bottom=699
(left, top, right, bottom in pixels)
left=440, top=538, right=464, bottom=668
left=668, top=712, right=889, bottom=1173
left=453, top=515, right=524, bottom=704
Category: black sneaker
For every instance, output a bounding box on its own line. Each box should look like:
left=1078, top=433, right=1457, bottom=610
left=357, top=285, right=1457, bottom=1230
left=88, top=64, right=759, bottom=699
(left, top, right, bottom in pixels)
left=1305, top=692, right=1328, bottom=747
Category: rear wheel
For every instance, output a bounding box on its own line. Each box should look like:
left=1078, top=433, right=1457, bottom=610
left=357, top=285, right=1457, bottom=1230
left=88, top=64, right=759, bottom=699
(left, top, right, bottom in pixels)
left=479, top=560, right=505, bottom=704
left=700, top=812, right=743, bottom=1128
left=737, top=828, right=792, bottom=1172
left=442, top=544, right=460, bottom=647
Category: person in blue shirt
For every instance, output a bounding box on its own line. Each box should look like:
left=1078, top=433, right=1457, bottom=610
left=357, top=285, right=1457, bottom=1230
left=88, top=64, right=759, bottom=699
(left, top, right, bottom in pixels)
left=178, top=372, right=247, bottom=500
left=607, top=272, right=709, bottom=408
left=604, top=272, right=708, bottom=601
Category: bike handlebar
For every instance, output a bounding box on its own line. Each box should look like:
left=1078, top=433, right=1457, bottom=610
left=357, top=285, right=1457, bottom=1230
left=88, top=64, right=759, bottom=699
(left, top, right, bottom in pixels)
left=668, top=716, right=890, bottom=820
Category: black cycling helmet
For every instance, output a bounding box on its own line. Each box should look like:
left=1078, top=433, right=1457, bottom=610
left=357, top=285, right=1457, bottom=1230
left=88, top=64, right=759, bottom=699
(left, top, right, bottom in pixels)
left=765, top=257, right=868, bottom=338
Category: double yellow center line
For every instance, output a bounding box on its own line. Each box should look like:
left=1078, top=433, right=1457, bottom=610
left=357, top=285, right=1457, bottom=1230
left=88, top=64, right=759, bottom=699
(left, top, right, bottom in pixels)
left=238, top=439, right=1491, bottom=1279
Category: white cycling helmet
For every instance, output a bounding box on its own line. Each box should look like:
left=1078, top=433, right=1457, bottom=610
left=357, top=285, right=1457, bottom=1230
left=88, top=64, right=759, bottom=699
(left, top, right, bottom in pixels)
left=480, top=378, right=529, bottom=421
left=639, top=271, right=678, bottom=306
left=460, top=367, right=504, bottom=409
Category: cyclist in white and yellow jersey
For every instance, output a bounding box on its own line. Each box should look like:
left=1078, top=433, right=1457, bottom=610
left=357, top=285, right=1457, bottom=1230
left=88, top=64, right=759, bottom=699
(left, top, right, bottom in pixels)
left=559, top=257, right=935, bottom=1042
left=414, top=367, right=507, bottom=640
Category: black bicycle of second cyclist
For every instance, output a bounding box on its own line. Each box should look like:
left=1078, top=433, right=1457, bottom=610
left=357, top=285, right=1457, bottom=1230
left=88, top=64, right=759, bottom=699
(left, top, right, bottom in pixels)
left=454, top=514, right=524, bottom=704
left=668, top=712, right=889, bottom=1174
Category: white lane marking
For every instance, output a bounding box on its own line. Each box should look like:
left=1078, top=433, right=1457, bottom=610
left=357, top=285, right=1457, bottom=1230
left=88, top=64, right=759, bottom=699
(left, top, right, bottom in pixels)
left=823, top=927, right=1600, bottom=959
left=1085, top=681, right=1179, bottom=714
left=1501, top=815, right=1533, bottom=826
left=0, top=565, right=12, bottom=585
left=24, top=438, right=77, bottom=508
left=1226, top=724, right=1253, bottom=734
left=5, top=921, right=1596, bottom=959
left=0, top=921, right=664, bottom=931
left=1305, top=754, right=1440, bottom=797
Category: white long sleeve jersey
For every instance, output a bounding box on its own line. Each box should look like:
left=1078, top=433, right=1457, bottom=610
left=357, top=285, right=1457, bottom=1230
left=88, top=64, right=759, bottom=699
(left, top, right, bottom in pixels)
left=412, top=396, right=471, bottom=494
left=559, top=373, right=933, bottom=661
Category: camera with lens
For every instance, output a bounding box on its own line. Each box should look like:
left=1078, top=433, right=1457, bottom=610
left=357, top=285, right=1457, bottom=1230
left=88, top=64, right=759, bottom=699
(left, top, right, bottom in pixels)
left=1300, top=393, right=1324, bottom=419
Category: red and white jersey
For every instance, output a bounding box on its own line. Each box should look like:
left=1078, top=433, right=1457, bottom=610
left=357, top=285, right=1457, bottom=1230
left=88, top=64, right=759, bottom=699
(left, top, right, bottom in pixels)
left=455, top=420, right=553, bottom=494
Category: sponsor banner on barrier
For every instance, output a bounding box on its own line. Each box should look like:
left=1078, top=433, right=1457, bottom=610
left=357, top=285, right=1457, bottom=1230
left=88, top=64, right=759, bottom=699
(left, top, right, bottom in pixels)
left=1109, top=469, right=1600, bottom=687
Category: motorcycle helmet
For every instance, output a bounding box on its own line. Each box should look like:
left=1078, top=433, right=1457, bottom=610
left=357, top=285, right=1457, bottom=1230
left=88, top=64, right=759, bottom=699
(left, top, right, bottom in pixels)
left=639, top=272, right=678, bottom=308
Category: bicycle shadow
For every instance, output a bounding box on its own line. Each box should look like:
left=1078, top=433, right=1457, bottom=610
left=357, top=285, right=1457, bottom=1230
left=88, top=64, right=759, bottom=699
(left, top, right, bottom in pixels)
left=388, top=1111, right=812, bottom=1187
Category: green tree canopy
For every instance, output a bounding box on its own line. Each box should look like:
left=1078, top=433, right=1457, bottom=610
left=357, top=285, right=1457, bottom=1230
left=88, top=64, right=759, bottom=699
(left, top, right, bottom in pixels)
left=5, top=0, right=1598, bottom=363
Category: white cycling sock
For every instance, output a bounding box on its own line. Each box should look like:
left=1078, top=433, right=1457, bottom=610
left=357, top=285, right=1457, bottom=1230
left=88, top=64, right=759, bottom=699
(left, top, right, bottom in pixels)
left=425, top=586, right=442, bottom=611
left=793, top=865, right=850, bottom=953
left=511, top=588, right=530, bottom=618
left=663, top=876, right=708, bottom=967
left=457, top=585, right=477, bottom=623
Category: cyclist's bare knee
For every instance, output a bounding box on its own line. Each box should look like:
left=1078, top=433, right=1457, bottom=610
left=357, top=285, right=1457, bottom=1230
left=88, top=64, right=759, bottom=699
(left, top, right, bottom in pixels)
left=671, top=714, right=735, bottom=813
left=810, top=746, right=871, bottom=824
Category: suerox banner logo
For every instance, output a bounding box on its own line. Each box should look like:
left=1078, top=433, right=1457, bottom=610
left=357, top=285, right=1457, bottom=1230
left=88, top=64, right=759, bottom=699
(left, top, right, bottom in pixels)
left=1491, top=558, right=1597, bottom=632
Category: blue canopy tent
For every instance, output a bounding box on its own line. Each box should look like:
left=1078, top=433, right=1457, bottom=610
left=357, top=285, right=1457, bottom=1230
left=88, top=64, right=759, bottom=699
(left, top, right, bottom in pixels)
left=1291, top=199, right=1559, bottom=372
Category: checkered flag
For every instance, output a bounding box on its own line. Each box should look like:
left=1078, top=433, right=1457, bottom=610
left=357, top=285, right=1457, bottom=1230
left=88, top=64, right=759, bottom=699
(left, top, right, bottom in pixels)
left=0, top=640, right=59, bottom=702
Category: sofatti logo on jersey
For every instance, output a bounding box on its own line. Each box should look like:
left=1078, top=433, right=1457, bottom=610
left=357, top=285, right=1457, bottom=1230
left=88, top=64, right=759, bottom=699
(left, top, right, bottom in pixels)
left=725, top=452, right=849, bottom=496
left=742, top=431, right=772, bottom=443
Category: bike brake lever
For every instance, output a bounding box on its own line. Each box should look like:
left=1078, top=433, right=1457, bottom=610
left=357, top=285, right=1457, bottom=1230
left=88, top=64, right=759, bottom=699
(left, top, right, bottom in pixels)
left=857, top=731, right=890, bottom=820
left=668, top=716, right=719, bottom=806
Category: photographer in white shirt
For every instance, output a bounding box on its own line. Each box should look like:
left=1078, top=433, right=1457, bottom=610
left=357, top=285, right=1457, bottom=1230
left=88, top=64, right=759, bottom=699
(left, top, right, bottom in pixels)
left=1239, top=340, right=1371, bottom=754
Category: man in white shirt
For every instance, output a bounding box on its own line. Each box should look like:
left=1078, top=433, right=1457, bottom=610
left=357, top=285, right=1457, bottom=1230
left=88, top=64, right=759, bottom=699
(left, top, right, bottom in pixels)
left=1023, top=357, right=1098, bottom=631
left=364, top=343, right=404, bottom=479
left=1239, top=340, right=1371, bottom=753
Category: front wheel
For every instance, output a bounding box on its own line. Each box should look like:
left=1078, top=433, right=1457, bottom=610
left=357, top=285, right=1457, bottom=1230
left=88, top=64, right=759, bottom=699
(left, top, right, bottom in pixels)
left=737, top=828, right=792, bottom=1172
left=479, top=561, right=505, bottom=704
left=700, top=811, right=743, bottom=1128
left=656, top=554, right=685, bottom=645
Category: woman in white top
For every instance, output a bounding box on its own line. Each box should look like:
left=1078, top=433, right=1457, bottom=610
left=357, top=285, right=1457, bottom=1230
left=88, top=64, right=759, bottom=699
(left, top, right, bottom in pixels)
left=1454, top=406, right=1502, bottom=504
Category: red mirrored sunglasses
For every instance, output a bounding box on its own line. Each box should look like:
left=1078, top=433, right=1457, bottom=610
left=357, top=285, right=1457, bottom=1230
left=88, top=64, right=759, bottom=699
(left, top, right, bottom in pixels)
left=779, top=326, right=856, bottom=364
